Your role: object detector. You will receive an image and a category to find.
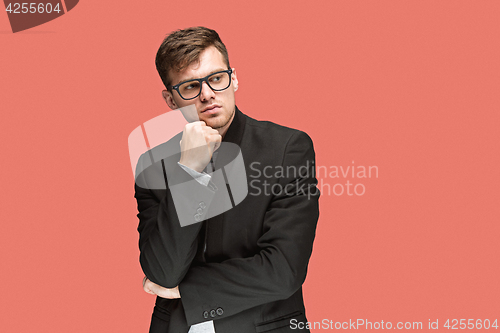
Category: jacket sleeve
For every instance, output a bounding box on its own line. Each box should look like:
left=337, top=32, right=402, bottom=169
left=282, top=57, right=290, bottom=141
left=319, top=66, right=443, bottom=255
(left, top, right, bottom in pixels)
left=178, top=131, right=320, bottom=325
left=135, top=155, right=218, bottom=288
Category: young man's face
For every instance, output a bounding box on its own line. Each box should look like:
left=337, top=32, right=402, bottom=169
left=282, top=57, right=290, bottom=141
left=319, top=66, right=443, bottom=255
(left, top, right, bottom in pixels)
left=163, top=46, right=238, bottom=132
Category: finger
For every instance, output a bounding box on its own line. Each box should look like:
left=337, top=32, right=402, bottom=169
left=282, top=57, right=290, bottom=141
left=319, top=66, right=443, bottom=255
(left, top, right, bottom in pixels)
left=188, top=120, right=205, bottom=125
left=184, top=121, right=205, bottom=134
left=202, top=129, right=220, bottom=147
left=143, top=283, right=155, bottom=295
left=206, top=134, right=221, bottom=147
left=187, top=121, right=206, bottom=128
left=144, top=287, right=156, bottom=295
left=143, top=280, right=159, bottom=295
left=214, top=140, right=221, bottom=151
left=203, top=129, right=221, bottom=140
left=201, top=127, right=218, bottom=137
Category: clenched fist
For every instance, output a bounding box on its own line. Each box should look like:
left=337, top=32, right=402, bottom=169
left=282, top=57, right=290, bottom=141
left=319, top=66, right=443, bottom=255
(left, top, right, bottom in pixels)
left=179, top=121, right=221, bottom=172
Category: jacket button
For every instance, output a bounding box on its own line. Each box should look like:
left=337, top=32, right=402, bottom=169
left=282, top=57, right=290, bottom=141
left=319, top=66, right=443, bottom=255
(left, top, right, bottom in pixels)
left=210, top=309, right=216, bottom=318
left=197, top=207, right=203, bottom=214
left=199, top=201, right=206, bottom=209
left=216, top=307, right=223, bottom=316
left=194, top=213, right=201, bottom=222
left=203, top=311, right=209, bottom=319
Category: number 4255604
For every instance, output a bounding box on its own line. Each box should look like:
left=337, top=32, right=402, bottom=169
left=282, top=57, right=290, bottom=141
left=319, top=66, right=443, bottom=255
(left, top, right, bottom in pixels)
left=444, top=319, right=498, bottom=330
left=6, top=3, right=62, bottom=14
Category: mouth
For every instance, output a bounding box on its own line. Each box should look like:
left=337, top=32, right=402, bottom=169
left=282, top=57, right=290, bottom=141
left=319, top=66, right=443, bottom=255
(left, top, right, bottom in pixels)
left=201, top=104, right=222, bottom=115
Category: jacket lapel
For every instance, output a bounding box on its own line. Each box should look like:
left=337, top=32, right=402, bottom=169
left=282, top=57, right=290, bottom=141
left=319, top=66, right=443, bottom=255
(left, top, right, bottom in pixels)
left=205, top=107, right=246, bottom=262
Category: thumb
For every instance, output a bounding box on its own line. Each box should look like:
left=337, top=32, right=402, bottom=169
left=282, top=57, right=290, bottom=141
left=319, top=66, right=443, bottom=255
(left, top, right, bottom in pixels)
left=214, top=141, right=221, bottom=152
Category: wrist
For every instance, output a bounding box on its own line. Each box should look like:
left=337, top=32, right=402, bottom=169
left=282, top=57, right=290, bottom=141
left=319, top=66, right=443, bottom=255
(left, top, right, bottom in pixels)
left=179, top=159, right=204, bottom=173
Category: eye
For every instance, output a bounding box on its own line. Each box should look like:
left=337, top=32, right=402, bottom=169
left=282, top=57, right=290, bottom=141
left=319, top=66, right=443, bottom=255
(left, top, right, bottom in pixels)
left=182, top=81, right=200, bottom=91
left=209, top=75, right=223, bottom=83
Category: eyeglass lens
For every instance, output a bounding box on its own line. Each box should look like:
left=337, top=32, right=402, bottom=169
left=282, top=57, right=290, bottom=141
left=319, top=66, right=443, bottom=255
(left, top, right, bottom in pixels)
left=178, top=71, right=231, bottom=99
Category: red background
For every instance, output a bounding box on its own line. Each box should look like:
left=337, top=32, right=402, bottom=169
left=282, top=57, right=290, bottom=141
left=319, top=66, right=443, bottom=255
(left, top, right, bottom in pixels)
left=1, top=1, right=499, bottom=332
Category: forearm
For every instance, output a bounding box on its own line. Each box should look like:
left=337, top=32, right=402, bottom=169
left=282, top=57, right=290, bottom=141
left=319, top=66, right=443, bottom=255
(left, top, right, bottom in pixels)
left=136, top=163, right=216, bottom=287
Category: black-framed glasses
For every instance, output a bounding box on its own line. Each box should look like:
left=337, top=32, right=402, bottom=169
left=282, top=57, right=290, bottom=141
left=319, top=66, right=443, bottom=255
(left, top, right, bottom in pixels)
left=168, top=69, right=233, bottom=100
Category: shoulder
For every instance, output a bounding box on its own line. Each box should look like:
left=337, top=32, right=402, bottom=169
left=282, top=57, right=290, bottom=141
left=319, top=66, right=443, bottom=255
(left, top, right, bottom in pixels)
left=242, top=112, right=314, bottom=148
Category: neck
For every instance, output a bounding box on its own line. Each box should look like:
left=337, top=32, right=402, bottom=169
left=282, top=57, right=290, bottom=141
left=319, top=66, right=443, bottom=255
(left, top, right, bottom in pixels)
left=216, top=108, right=236, bottom=139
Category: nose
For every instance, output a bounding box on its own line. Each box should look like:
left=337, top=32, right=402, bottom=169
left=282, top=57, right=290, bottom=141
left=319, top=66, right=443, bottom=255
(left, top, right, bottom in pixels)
left=199, top=81, right=215, bottom=102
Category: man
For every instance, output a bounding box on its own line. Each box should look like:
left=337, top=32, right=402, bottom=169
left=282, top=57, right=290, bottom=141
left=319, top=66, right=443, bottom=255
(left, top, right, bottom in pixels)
left=134, top=26, right=320, bottom=332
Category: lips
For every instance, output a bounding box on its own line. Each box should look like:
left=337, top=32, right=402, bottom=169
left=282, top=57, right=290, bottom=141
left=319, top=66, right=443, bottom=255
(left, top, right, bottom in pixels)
left=201, top=105, right=222, bottom=114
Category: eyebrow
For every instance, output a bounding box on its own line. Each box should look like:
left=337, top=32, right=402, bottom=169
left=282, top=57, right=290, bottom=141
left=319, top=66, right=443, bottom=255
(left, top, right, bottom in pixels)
left=177, top=68, right=228, bottom=84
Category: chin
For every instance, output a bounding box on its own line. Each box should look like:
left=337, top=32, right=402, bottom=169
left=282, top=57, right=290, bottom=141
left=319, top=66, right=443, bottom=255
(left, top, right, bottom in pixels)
left=205, top=119, right=225, bottom=129
left=200, top=114, right=223, bottom=128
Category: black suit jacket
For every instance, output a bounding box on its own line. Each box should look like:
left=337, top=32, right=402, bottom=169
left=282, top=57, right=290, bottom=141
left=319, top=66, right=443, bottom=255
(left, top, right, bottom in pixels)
left=135, top=107, right=320, bottom=332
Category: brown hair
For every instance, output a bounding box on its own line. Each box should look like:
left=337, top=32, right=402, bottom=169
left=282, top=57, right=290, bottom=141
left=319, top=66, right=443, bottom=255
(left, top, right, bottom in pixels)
left=155, top=26, right=230, bottom=89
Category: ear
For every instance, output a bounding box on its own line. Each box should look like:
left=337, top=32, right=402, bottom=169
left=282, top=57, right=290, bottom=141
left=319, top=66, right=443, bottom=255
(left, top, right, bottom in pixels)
left=231, top=68, right=238, bottom=92
left=162, top=89, right=177, bottom=110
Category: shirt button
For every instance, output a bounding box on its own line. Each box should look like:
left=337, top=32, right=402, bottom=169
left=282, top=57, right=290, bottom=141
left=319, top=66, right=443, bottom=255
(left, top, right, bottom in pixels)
left=216, top=307, right=223, bottom=316
left=203, top=311, right=209, bottom=319
left=210, top=309, right=216, bottom=318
